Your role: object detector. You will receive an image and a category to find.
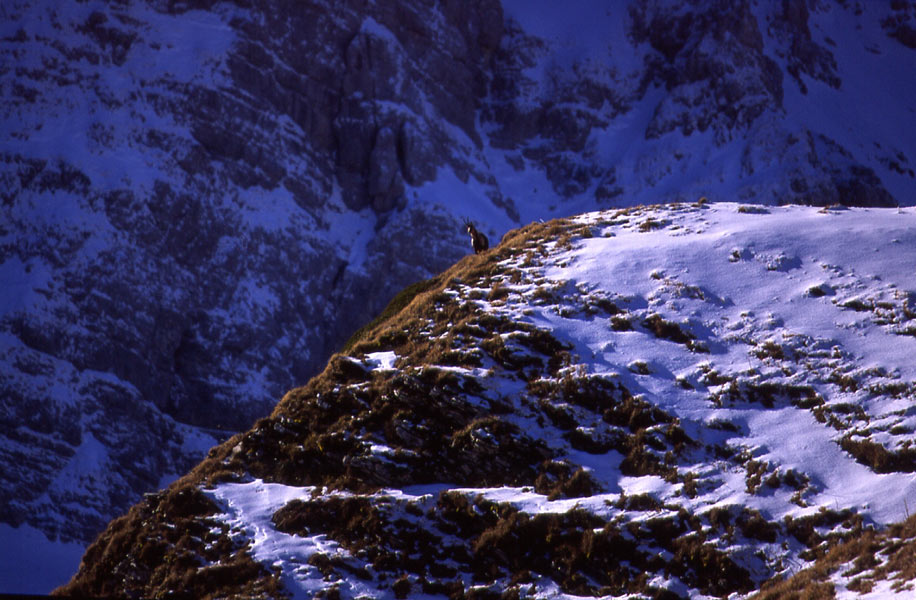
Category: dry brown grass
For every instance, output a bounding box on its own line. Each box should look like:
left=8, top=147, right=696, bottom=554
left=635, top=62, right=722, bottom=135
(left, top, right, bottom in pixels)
left=755, top=340, right=786, bottom=360
left=839, top=436, right=916, bottom=474
left=712, top=380, right=822, bottom=410
left=53, top=476, right=284, bottom=599
left=748, top=511, right=916, bottom=600
left=643, top=313, right=694, bottom=342
left=339, top=216, right=584, bottom=362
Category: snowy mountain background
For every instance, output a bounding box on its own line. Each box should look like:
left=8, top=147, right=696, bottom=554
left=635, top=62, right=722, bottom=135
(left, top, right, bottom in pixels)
left=1, top=0, right=915, bottom=592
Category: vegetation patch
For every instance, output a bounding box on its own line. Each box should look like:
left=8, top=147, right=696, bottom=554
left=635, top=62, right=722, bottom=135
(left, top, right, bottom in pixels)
left=638, top=217, right=669, bottom=232
left=738, top=509, right=779, bottom=543
left=611, top=314, right=633, bottom=331
left=839, top=436, right=916, bottom=474
left=341, top=275, right=442, bottom=354
left=784, top=509, right=864, bottom=560
left=54, top=482, right=282, bottom=599
left=806, top=283, right=833, bottom=298
left=754, top=512, right=916, bottom=599
left=273, top=496, right=380, bottom=545
left=269, top=490, right=673, bottom=598
left=754, top=340, right=786, bottom=360
left=711, top=380, right=822, bottom=410
left=642, top=314, right=707, bottom=352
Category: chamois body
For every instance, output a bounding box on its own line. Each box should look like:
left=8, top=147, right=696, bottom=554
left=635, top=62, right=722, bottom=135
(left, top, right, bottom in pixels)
left=464, top=219, right=489, bottom=254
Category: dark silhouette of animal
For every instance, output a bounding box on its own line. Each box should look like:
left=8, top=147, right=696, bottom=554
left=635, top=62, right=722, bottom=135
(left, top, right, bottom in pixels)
left=464, top=219, right=489, bottom=254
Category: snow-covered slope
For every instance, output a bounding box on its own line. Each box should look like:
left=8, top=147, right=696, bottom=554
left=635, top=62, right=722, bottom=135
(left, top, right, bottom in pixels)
left=58, top=203, right=916, bottom=598
left=2, top=0, right=916, bottom=591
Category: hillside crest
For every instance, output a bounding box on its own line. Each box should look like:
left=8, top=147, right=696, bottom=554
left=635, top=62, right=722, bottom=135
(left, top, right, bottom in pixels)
left=58, top=203, right=916, bottom=599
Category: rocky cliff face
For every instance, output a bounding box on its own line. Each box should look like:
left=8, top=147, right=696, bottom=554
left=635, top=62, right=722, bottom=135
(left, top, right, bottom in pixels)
left=487, top=0, right=913, bottom=210
left=1, top=0, right=915, bottom=585
left=1, top=0, right=503, bottom=550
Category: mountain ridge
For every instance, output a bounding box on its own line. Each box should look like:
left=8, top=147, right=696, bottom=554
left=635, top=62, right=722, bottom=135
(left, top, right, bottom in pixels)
left=56, top=202, right=916, bottom=599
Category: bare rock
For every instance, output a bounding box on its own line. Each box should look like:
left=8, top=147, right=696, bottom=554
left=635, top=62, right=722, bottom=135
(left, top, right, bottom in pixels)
left=368, top=126, right=406, bottom=213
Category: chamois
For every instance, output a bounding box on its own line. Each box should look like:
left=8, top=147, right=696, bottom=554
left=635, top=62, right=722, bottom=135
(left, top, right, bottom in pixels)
left=464, top=218, right=489, bottom=254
